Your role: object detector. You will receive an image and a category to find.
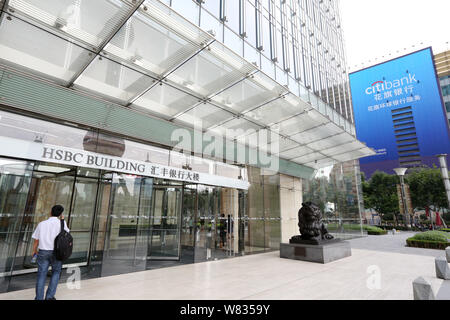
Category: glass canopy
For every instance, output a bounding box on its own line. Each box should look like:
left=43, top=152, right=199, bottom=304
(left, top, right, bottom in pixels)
left=0, top=0, right=376, bottom=169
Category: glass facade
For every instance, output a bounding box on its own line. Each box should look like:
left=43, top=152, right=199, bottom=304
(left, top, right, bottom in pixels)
left=435, top=50, right=450, bottom=127
left=302, top=160, right=365, bottom=237
left=0, top=109, right=285, bottom=293
left=0, top=0, right=369, bottom=294
left=0, top=0, right=372, bottom=173
left=440, top=75, right=450, bottom=122
left=193, top=0, right=354, bottom=123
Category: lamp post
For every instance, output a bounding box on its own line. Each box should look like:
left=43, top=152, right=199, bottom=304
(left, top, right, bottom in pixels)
left=437, top=154, right=450, bottom=229
left=394, top=168, right=411, bottom=228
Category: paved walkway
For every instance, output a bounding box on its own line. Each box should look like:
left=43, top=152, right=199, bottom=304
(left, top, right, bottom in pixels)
left=0, top=233, right=447, bottom=300
left=349, top=231, right=443, bottom=257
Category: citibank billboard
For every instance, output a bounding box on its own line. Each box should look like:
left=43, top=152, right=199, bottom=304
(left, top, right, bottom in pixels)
left=349, top=48, right=450, bottom=178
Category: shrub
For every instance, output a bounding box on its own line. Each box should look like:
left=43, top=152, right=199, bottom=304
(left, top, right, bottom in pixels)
left=367, top=230, right=388, bottom=235
left=441, top=228, right=450, bottom=233
left=443, top=213, right=450, bottom=223
left=364, top=225, right=384, bottom=232
left=408, top=231, right=450, bottom=242
left=326, top=224, right=387, bottom=234
left=381, top=225, right=422, bottom=232
left=406, top=231, right=450, bottom=250
left=406, top=239, right=450, bottom=250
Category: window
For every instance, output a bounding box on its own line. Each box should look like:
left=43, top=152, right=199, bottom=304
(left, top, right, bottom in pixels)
left=260, top=11, right=271, bottom=53
left=280, top=0, right=290, bottom=72
left=268, top=0, right=278, bottom=62
left=203, top=0, right=221, bottom=18
left=225, top=0, right=241, bottom=34
left=442, top=84, right=450, bottom=96
left=171, top=0, right=200, bottom=25
left=245, top=0, right=257, bottom=46
left=445, top=101, right=450, bottom=113
left=255, top=0, right=264, bottom=50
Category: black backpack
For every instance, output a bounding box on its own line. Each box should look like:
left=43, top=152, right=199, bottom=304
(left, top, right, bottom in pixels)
left=54, top=219, right=73, bottom=261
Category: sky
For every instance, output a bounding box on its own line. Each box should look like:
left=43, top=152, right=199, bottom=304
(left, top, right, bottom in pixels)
left=340, top=0, right=450, bottom=72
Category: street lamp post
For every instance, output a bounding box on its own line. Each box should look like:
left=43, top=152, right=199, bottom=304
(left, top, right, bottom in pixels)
left=394, top=168, right=411, bottom=228
left=437, top=154, right=450, bottom=229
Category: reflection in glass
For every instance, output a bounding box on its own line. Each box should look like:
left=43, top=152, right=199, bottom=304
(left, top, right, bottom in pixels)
left=74, top=57, right=155, bottom=104
left=9, top=162, right=75, bottom=280
left=133, top=83, right=199, bottom=119
left=0, top=16, right=92, bottom=85
left=302, top=161, right=364, bottom=239
left=104, top=11, right=200, bottom=78
left=0, top=159, right=33, bottom=292
left=148, top=186, right=182, bottom=260
left=100, top=173, right=150, bottom=277
left=8, top=0, right=135, bottom=49
left=174, top=103, right=234, bottom=129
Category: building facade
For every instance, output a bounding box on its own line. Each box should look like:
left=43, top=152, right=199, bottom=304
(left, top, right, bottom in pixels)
left=435, top=50, right=450, bottom=124
left=192, top=0, right=354, bottom=123
left=0, top=0, right=373, bottom=293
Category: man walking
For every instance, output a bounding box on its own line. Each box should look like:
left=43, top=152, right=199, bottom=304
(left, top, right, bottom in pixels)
left=31, top=205, right=70, bottom=300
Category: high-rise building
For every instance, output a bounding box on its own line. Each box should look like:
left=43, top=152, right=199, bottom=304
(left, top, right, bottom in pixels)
left=435, top=50, right=450, bottom=124
left=194, top=0, right=354, bottom=123
left=0, top=0, right=373, bottom=293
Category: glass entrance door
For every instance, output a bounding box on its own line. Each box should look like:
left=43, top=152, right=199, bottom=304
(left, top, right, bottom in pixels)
left=148, top=185, right=182, bottom=260
left=99, top=173, right=151, bottom=277
left=0, top=158, right=34, bottom=292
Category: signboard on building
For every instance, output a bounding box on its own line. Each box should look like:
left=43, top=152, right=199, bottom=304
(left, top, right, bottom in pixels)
left=0, top=136, right=250, bottom=190
left=349, top=48, right=450, bottom=178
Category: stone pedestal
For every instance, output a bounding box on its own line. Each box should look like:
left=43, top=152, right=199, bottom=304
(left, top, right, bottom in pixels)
left=413, top=277, right=436, bottom=300
left=435, top=257, right=450, bottom=280
left=280, top=240, right=351, bottom=264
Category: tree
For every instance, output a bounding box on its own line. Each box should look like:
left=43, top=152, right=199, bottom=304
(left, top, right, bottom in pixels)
left=406, top=167, right=448, bottom=212
left=443, top=213, right=450, bottom=224
left=362, top=171, right=399, bottom=221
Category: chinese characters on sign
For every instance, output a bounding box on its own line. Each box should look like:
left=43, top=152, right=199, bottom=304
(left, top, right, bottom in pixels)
left=154, top=166, right=200, bottom=182
left=366, top=75, right=422, bottom=112
left=368, top=93, right=421, bottom=112
left=41, top=146, right=203, bottom=183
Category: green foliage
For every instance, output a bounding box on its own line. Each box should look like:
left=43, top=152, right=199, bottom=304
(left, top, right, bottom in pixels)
left=362, top=171, right=399, bottom=218
left=406, top=239, right=450, bottom=250
left=382, top=213, right=394, bottom=222
left=406, top=168, right=448, bottom=211
left=364, top=225, right=387, bottom=235
left=407, top=231, right=450, bottom=250
left=441, top=228, right=450, bottom=233
left=408, top=231, right=450, bottom=242
left=443, top=213, right=450, bottom=223
left=364, top=225, right=384, bottom=233
left=327, top=224, right=386, bottom=234
left=327, top=223, right=360, bottom=231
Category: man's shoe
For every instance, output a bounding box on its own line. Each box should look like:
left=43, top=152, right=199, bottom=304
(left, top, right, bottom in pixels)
left=46, top=297, right=56, bottom=300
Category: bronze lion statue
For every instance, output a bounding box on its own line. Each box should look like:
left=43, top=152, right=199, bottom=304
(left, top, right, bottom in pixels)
left=291, top=202, right=334, bottom=244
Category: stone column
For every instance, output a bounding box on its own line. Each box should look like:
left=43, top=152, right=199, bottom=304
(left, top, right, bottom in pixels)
left=280, top=174, right=302, bottom=243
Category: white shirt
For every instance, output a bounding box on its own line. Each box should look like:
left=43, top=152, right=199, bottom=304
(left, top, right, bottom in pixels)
left=32, top=217, right=70, bottom=251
